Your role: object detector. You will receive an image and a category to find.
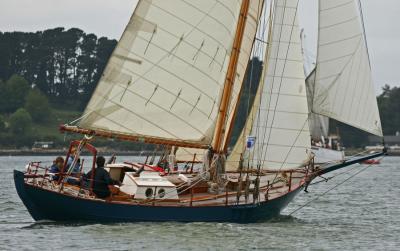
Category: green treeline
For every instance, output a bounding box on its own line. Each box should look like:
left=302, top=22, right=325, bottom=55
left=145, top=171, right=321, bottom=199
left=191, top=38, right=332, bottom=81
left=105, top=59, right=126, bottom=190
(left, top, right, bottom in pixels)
left=0, top=27, right=116, bottom=109
left=0, top=28, right=399, bottom=149
left=0, top=28, right=116, bottom=148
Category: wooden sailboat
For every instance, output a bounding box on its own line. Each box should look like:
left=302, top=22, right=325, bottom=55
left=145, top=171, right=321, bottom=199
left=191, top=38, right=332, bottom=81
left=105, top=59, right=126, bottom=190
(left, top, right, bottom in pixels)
left=14, top=0, right=385, bottom=223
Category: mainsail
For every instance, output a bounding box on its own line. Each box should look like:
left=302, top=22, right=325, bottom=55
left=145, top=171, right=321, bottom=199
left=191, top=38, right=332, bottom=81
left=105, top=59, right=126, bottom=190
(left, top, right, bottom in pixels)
left=78, top=0, right=250, bottom=146
left=310, top=0, right=382, bottom=137
left=228, top=0, right=311, bottom=170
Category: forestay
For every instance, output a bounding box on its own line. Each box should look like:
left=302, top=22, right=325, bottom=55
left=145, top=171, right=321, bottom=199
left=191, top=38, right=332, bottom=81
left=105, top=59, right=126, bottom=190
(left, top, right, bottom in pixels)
left=246, top=0, right=311, bottom=170
left=79, top=0, right=245, bottom=145
left=311, top=0, right=382, bottom=136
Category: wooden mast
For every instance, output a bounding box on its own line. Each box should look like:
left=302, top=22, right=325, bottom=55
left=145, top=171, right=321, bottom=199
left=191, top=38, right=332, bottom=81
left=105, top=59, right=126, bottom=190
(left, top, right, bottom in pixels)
left=212, top=0, right=250, bottom=153
left=222, top=1, right=265, bottom=153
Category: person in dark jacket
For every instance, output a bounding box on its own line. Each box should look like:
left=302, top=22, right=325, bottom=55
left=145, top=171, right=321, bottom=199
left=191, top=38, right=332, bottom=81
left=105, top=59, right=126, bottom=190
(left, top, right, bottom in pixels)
left=85, top=156, right=120, bottom=199
left=49, top=156, right=64, bottom=181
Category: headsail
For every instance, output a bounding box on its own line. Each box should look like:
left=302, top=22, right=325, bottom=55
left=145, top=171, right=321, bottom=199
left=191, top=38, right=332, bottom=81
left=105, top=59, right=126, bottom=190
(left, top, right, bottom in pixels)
left=228, top=0, right=311, bottom=170
left=78, top=0, right=247, bottom=146
left=305, top=69, right=329, bottom=139
left=311, top=0, right=382, bottom=137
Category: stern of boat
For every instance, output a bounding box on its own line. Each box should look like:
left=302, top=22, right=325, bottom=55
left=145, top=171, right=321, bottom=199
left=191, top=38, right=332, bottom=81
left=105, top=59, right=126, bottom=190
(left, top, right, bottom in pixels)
left=13, top=169, right=46, bottom=221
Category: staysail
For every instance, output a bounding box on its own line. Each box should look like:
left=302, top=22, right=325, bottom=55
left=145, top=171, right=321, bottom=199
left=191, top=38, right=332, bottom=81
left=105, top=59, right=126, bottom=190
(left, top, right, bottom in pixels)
left=228, top=0, right=311, bottom=170
left=77, top=0, right=248, bottom=146
left=310, top=0, right=382, bottom=136
left=305, top=69, right=329, bottom=139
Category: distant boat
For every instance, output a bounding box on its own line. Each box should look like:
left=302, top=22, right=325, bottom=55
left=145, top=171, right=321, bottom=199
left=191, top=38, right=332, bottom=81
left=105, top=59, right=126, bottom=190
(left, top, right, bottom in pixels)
left=361, top=159, right=380, bottom=165
left=15, top=0, right=384, bottom=223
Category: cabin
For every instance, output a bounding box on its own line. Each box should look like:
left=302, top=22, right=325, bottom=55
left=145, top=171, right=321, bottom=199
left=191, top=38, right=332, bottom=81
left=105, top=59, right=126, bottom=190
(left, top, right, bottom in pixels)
left=120, top=171, right=178, bottom=200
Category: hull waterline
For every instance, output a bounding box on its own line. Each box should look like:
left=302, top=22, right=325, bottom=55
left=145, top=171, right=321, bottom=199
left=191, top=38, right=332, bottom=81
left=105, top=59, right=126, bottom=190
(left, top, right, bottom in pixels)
left=14, top=170, right=302, bottom=223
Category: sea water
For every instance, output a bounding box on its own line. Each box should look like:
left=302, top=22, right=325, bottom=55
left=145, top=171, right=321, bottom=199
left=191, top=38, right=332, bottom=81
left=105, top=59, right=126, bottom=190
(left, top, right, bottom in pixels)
left=0, top=156, right=399, bottom=250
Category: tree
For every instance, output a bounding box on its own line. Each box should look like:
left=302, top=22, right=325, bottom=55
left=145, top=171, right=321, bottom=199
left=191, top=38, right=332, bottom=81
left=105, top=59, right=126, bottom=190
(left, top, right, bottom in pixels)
left=0, top=75, right=30, bottom=113
left=0, top=29, right=117, bottom=109
left=9, top=108, right=32, bottom=135
left=24, top=88, right=51, bottom=122
left=0, top=114, right=5, bottom=132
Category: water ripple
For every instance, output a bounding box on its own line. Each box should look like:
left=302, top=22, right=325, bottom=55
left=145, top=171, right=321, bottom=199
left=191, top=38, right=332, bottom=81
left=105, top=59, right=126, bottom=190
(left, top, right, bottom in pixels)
left=1, top=156, right=400, bottom=250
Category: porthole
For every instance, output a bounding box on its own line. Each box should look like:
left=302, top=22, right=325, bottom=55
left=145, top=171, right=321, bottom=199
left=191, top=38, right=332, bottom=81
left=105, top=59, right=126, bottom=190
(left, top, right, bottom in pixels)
left=158, top=188, right=166, bottom=198
left=145, top=188, right=153, bottom=198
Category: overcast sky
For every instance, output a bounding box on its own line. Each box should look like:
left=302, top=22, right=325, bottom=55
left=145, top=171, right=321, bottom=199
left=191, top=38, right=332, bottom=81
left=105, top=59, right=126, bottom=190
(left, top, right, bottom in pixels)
left=0, top=0, right=399, bottom=92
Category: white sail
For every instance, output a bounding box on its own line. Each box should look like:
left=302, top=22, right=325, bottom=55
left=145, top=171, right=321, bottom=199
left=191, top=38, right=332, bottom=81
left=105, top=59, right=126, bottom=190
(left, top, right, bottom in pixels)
left=306, top=69, right=329, bottom=139
left=176, top=0, right=264, bottom=160
left=79, top=0, right=247, bottom=145
left=247, top=0, right=311, bottom=170
left=309, top=113, right=329, bottom=139
left=226, top=69, right=264, bottom=170
left=311, top=0, right=382, bottom=137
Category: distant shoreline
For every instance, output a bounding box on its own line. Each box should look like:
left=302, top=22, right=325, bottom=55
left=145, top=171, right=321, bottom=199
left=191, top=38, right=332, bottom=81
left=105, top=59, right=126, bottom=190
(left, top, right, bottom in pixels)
left=0, top=149, right=152, bottom=156
left=1, top=149, right=399, bottom=157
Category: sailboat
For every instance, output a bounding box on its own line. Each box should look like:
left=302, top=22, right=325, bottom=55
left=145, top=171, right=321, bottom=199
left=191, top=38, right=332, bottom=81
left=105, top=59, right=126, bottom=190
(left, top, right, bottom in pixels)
left=14, top=0, right=385, bottom=223
left=308, top=101, right=345, bottom=164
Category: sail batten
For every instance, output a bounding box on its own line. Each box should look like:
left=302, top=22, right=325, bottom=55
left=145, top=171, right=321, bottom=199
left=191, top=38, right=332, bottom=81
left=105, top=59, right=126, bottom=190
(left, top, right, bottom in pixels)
left=79, top=0, right=248, bottom=145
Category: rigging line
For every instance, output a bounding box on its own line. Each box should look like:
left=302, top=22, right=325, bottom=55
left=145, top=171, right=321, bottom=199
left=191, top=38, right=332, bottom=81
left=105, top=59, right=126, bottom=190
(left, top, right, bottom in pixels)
left=266, top=117, right=310, bottom=186
left=249, top=0, right=273, bottom=167
left=255, top=0, right=287, bottom=164
left=232, top=0, right=265, bottom=162
left=310, top=163, right=364, bottom=186
left=260, top=0, right=302, bottom=167
left=241, top=0, right=266, bottom=151
left=288, top=156, right=385, bottom=216
left=357, top=0, right=372, bottom=69
left=250, top=0, right=273, bottom=167
left=67, top=111, right=92, bottom=126
left=254, top=0, right=284, bottom=165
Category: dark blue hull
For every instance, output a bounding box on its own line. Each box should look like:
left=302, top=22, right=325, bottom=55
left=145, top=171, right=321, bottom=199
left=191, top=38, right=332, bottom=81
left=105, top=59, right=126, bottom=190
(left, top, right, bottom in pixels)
left=14, top=170, right=302, bottom=223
